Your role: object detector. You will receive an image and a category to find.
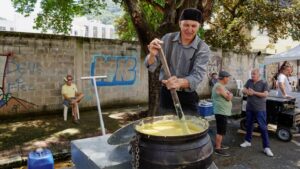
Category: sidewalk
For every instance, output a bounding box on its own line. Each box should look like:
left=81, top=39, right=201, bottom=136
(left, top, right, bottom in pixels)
left=0, top=105, right=146, bottom=169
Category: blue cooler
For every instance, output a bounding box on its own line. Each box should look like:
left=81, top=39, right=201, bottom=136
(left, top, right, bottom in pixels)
left=198, top=101, right=213, bottom=117
left=28, top=148, right=54, bottom=169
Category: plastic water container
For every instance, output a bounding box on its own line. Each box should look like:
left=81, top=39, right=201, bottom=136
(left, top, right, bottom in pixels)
left=198, top=101, right=213, bottom=117
left=28, top=148, right=54, bottom=169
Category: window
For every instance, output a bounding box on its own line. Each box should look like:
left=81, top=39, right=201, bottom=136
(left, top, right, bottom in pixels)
left=102, top=27, right=106, bottom=38
left=10, top=27, right=14, bottom=31
left=84, top=25, right=89, bottom=37
left=0, top=26, right=6, bottom=31
left=110, top=28, right=114, bottom=39
left=93, top=26, right=98, bottom=38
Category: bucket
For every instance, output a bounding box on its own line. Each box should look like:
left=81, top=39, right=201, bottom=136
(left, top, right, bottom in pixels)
left=198, top=101, right=213, bottom=117
left=28, top=148, right=54, bottom=169
left=133, top=115, right=213, bottom=169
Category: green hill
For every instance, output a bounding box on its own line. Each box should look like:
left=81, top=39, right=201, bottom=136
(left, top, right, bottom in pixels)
left=87, top=0, right=123, bottom=25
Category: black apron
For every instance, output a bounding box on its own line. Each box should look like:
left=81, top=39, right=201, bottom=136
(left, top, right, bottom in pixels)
left=159, top=86, right=199, bottom=116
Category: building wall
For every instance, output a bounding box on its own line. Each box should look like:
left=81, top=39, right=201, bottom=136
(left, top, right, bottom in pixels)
left=0, top=32, right=146, bottom=116
left=196, top=48, right=223, bottom=98
left=71, top=17, right=116, bottom=39
left=0, top=19, right=15, bottom=31
left=250, top=26, right=300, bottom=54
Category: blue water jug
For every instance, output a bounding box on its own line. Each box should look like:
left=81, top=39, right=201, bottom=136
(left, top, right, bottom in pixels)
left=28, top=148, right=54, bottom=169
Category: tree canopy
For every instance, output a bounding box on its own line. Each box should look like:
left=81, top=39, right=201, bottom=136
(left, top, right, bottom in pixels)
left=115, top=0, right=300, bottom=52
left=206, top=0, right=300, bottom=51
left=12, top=0, right=300, bottom=51
left=11, top=0, right=300, bottom=114
left=12, top=0, right=106, bottom=33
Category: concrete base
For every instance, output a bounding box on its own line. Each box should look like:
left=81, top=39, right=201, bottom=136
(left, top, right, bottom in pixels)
left=71, top=134, right=218, bottom=169
left=71, top=134, right=131, bottom=169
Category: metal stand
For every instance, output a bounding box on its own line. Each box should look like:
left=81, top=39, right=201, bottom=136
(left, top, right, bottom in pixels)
left=81, top=75, right=107, bottom=135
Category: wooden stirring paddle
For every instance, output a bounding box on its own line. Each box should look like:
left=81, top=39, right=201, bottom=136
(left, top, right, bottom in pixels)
left=158, top=48, right=185, bottom=120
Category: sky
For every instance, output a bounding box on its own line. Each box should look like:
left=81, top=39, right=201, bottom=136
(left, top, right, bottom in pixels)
left=0, top=0, right=16, bottom=20
left=0, top=0, right=39, bottom=21
left=0, top=0, right=53, bottom=33
left=0, top=0, right=116, bottom=37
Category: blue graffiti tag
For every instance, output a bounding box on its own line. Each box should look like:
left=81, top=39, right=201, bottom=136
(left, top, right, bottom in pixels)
left=90, top=54, right=137, bottom=86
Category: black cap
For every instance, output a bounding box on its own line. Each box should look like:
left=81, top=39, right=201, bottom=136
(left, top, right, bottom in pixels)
left=219, top=71, right=231, bottom=78
left=179, top=8, right=203, bottom=23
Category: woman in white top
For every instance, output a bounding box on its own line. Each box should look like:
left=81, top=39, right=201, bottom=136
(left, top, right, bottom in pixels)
left=277, top=62, right=293, bottom=98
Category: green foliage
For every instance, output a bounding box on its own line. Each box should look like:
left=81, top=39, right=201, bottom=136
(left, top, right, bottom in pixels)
left=140, top=2, right=164, bottom=32
left=12, top=0, right=106, bottom=34
left=115, top=1, right=164, bottom=41
left=12, top=0, right=300, bottom=51
left=115, top=14, right=137, bottom=41
left=115, top=0, right=300, bottom=52
left=197, top=27, right=205, bottom=39
left=88, top=0, right=123, bottom=24
left=205, top=0, right=300, bottom=52
left=12, top=0, right=37, bottom=17
left=152, top=0, right=165, bottom=7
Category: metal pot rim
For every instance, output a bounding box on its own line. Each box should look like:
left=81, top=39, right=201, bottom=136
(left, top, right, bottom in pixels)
left=134, top=115, right=209, bottom=141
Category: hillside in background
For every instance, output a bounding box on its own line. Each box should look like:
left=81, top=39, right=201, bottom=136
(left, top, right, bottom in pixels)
left=87, top=0, right=123, bottom=25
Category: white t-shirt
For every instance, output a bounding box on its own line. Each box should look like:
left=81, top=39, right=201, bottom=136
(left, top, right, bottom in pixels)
left=277, top=73, right=292, bottom=97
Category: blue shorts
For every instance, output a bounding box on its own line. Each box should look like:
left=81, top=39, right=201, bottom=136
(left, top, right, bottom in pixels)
left=63, top=97, right=76, bottom=107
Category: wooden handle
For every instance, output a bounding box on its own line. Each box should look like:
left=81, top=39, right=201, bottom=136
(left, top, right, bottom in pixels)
left=158, top=48, right=184, bottom=119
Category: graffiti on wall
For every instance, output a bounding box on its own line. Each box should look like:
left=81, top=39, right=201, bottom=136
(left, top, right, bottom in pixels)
left=235, top=66, right=244, bottom=77
left=82, top=88, right=94, bottom=102
left=90, top=54, right=137, bottom=86
left=207, top=55, right=222, bottom=76
left=0, top=55, right=10, bottom=107
left=6, top=59, right=41, bottom=93
left=0, top=54, right=36, bottom=113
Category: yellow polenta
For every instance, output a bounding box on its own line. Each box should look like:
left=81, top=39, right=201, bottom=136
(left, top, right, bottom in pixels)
left=135, top=120, right=204, bottom=136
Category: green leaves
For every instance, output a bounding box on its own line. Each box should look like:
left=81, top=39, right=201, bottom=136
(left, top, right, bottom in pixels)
left=205, top=0, right=300, bottom=52
left=12, top=0, right=106, bottom=34
left=12, top=0, right=37, bottom=17
left=115, top=0, right=164, bottom=41
left=11, top=0, right=300, bottom=51
left=115, top=13, right=137, bottom=41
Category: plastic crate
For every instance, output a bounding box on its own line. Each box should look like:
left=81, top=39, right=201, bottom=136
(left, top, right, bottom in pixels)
left=28, top=148, right=54, bottom=169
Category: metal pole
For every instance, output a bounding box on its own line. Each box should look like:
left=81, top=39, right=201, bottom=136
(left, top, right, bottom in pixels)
left=81, top=75, right=107, bottom=135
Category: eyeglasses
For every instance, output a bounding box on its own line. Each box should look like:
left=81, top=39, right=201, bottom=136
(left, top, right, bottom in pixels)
left=67, top=79, right=72, bottom=81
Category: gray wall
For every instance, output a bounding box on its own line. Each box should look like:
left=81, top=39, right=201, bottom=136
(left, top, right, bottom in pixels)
left=0, top=32, right=147, bottom=116
left=0, top=32, right=278, bottom=116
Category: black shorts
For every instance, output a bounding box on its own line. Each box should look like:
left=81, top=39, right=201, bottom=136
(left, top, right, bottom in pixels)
left=215, top=114, right=227, bottom=135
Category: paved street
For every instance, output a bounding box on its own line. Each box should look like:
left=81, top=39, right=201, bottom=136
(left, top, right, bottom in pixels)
left=1, top=105, right=300, bottom=169
left=211, top=119, right=300, bottom=169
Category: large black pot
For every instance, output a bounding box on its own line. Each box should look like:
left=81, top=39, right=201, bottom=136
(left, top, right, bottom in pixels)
left=132, top=115, right=213, bottom=169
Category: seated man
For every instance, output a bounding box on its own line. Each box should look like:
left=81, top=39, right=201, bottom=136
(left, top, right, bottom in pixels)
left=61, top=75, right=84, bottom=123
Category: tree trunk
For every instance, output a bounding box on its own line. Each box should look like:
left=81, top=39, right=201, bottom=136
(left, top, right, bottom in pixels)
left=148, top=67, right=161, bottom=116
left=124, top=0, right=214, bottom=117
left=124, top=0, right=161, bottom=116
